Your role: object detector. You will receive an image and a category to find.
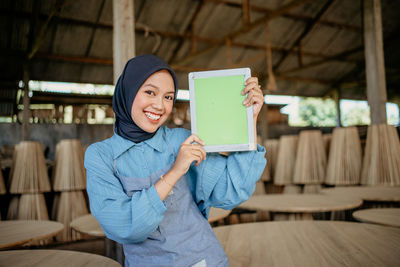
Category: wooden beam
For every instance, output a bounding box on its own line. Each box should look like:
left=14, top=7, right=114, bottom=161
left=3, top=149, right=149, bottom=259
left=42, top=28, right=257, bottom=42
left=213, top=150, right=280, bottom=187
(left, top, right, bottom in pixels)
left=0, top=8, right=356, bottom=64
left=28, top=0, right=67, bottom=60
left=168, top=0, right=204, bottom=63
left=35, top=53, right=113, bottom=65
left=29, top=91, right=112, bottom=105
left=85, top=0, right=106, bottom=57
left=274, top=0, right=336, bottom=72
left=278, top=45, right=363, bottom=75
left=113, top=0, right=135, bottom=83
left=22, top=63, right=30, bottom=140
left=204, top=0, right=362, bottom=32
left=172, top=0, right=313, bottom=66
left=363, top=0, right=387, bottom=124
left=242, top=0, right=251, bottom=27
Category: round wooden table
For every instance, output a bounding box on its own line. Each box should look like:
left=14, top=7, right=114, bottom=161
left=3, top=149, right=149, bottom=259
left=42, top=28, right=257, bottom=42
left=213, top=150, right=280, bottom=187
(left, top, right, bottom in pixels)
left=70, top=208, right=231, bottom=237
left=70, top=214, right=105, bottom=237
left=321, top=186, right=400, bottom=202
left=239, top=194, right=362, bottom=220
left=208, top=208, right=231, bottom=223
left=214, top=221, right=400, bottom=266
left=0, top=249, right=121, bottom=267
left=0, top=220, right=64, bottom=249
left=353, top=208, right=400, bottom=228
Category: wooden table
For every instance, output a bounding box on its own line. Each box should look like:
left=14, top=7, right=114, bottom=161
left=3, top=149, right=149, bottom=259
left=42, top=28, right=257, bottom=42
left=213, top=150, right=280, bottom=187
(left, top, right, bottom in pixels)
left=214, top=221, right=400, bottom=266
left=0, top=220, right=64, bottom=249
left=70, top=208, right=231, bottom=237
left=208, top=208, right=231, bottom=223
left=239, top=194, right=362, bottom=220
left=70, top=214, right=105, bottom=237
left=353, top=208, right=400, bottom=228
left=321, top=186, right=400, bottom=202
left=0, top=249, right=121, bottom=267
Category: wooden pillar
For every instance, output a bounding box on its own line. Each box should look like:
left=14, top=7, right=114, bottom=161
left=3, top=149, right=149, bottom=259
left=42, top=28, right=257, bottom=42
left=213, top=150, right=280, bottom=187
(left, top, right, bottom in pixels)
left=113, top=0, right=135, bottom=84
left=22, top=63, right=30, bottom=141
left=333, top=89, right=341, bottom=127
left=363, top=0, right=387, bottom=124
left=259, top=104, right=269, bottom=142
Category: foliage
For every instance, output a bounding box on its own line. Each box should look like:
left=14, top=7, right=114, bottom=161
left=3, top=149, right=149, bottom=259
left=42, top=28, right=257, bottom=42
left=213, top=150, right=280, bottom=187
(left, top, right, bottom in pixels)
left=342, top=106, right=370, bottom=126
left=298, top=97, right=337, bottom=127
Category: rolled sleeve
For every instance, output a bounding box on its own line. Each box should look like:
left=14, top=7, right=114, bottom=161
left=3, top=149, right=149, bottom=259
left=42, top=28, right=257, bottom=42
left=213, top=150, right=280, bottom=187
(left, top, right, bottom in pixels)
left=85, top=145, right=166, bottom=244
left=191, top=144, right=266, bottom=212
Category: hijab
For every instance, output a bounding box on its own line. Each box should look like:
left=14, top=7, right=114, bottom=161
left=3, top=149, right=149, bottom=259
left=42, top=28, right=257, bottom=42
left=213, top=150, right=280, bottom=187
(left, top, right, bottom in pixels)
left=112, top=54, right=178, bottom=143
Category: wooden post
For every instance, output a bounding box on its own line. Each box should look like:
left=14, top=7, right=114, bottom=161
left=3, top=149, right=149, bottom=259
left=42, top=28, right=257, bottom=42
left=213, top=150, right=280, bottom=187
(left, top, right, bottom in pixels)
left=259, top=104, right=269, bottom=143
left=22, top=63, right=30, bottom=141
left=363, top=0, right=387, bottom=124
left=333, top=89, right=341, bottom=127
left=113, top=0, right=135, bottom=84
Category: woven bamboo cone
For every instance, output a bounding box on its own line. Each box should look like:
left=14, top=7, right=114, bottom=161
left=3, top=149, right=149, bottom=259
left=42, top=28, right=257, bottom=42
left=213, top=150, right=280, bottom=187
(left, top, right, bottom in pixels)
left=325, top=127, right=362, bottom=185
left=322, top=133, right=332, bottom=158
left=293, top=130, right=327, bottom=184
left=274, top=135, right=298, bottom=185
left=7, top=196, right=19, bottom=220
left=264, top=139, right=279, bottom=180
left=53, top=139, right=86, bottom=191
left=17, top=193, right=49, bottom=220
left=361, top=124, right=400, bottom=185
left=9, top=141, right=51, bottom=193
left=53, top=191, right=89, bottom=241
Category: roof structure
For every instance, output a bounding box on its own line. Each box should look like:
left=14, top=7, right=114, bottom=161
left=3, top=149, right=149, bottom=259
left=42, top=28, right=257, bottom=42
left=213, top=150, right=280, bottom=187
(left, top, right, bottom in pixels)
left=0, top=0, right=399, bottom=102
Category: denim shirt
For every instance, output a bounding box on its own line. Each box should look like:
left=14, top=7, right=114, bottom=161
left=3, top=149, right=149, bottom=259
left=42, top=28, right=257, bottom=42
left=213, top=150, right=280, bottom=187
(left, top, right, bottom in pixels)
left=84, top=126, right=266, bottom=266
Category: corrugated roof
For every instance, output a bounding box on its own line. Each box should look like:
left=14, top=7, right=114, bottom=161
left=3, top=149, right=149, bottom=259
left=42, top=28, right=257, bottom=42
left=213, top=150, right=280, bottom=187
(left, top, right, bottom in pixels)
left=0, top=0, right=399, bottom=102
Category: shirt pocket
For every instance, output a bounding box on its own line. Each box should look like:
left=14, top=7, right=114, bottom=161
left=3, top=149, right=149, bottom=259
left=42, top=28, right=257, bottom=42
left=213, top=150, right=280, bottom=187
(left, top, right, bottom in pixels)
left=118, top=176, right=152, bottom=197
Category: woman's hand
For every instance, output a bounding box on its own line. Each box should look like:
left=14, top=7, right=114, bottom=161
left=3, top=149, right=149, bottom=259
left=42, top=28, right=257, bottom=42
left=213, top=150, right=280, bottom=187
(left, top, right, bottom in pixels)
left=171, top=134, right=206, bottom=177
left=242, top=77, right=264, bottom=120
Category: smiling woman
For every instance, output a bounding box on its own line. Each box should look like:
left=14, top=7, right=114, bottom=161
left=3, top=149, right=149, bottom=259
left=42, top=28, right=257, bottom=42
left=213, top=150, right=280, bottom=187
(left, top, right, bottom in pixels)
left=84, top=54, right=267, bottom=267
left=131, top=70, right=175, bottom=133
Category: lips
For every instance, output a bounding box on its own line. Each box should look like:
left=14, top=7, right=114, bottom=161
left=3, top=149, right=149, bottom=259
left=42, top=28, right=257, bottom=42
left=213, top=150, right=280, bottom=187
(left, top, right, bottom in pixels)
left=144, top=111, right=161, bottom=121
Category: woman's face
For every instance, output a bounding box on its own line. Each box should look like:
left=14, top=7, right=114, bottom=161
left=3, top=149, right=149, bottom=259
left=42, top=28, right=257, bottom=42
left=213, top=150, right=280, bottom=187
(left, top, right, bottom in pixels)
left=131, top=70, right=175, bottom=133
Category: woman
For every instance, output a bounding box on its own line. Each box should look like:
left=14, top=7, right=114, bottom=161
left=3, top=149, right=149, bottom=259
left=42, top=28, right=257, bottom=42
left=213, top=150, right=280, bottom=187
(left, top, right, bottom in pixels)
left=84, top=54, right=266, bottom=267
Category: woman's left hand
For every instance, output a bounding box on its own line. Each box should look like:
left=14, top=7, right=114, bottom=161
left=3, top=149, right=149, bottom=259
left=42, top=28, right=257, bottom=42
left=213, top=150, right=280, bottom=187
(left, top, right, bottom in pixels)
left=242, top=77, right=264, bottom=120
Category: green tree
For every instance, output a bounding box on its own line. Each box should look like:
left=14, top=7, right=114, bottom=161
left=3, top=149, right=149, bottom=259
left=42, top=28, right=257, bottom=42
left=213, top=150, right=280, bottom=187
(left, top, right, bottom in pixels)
left=342, top=107, right=370, bottom=126
left=298, top=97, right=337, bottom=127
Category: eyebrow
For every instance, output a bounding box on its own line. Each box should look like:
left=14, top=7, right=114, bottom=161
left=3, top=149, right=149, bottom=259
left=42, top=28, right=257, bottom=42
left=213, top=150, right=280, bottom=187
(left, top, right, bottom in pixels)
left=143, top=83, right=175, bottom=94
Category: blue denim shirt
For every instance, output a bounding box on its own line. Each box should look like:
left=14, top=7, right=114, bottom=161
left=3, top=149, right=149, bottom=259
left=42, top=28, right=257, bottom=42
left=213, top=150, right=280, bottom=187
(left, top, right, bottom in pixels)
left=84, top=126, right=266, bottom=266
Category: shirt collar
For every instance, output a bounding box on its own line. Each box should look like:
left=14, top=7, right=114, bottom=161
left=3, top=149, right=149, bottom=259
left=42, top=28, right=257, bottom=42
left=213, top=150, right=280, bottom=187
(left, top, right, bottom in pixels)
left=143, top=127, right=165, bottom=153
left=110, top=133, right=136, bottom=159
left=111, top=127, right=165, bottom=159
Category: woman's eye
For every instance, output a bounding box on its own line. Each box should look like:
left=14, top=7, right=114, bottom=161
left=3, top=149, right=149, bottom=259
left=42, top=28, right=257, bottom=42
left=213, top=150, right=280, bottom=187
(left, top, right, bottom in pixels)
left=165, top=95, right=173, bottom=101
left=145, top=90, right=155, bottom=96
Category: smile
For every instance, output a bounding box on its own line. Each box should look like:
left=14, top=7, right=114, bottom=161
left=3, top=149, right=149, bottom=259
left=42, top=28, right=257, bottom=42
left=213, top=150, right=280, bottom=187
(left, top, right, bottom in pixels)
left=144, top=111, right=161, bottom=121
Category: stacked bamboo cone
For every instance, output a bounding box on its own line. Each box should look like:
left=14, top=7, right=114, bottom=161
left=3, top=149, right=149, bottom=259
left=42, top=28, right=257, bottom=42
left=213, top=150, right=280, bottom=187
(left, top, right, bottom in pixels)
left=293, top=130, right=326, bottom=191
left=274, top=135, right=298, bottom=186
left=8, top=141, right=51, bottom=220
left=53, top=139, right=86, bottom=191
left=52, top=139, right=89, bottom=241
left=325, top=127, right=362, bottom=185
left=322, top=133, right=332, bottom=158
left=264, top=139, right=279, bottom=181
left=361, top=124, right=400, bottom=185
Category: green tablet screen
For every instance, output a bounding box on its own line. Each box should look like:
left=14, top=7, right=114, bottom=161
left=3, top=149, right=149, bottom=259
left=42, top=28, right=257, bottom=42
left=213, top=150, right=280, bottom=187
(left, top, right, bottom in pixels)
left=194, top=75, right=249, bottom=145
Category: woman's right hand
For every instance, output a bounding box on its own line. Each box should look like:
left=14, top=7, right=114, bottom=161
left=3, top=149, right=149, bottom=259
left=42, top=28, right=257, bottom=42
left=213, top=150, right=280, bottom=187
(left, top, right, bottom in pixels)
left=171, top=134, right=207, bottom=176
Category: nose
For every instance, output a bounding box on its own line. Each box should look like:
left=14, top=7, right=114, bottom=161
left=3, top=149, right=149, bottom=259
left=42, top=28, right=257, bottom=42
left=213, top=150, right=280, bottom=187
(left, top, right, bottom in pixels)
left=152, top=96, right=164, bottom=111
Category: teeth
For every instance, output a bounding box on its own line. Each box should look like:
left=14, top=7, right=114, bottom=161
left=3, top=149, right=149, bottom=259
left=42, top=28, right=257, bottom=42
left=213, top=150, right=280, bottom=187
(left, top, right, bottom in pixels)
left=145, top=112, right=161, bottom=120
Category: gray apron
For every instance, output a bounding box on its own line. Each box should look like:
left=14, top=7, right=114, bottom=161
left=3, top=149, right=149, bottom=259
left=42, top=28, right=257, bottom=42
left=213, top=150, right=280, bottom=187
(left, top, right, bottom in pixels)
left=113, top=134, right=228, bottom=267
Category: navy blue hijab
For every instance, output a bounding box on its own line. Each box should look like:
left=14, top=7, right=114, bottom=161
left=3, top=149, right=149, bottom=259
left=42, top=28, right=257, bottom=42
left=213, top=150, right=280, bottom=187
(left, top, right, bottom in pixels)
left=112, top=55, right=178, bottom=143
